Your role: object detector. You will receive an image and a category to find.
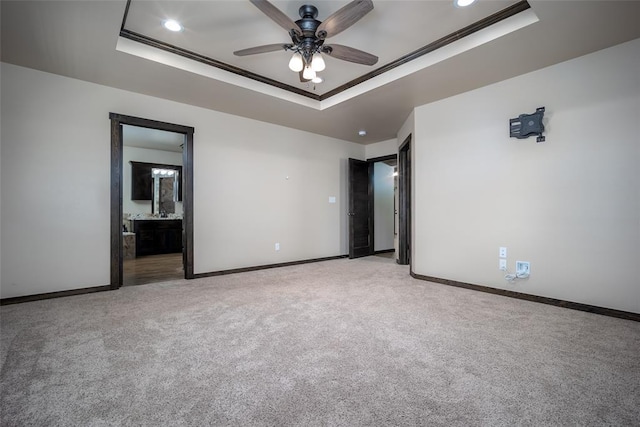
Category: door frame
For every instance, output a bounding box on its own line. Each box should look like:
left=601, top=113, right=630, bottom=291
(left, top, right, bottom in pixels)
left=348, top=158, right=374, bottom=258
left=366, top=154, right=398, bottom=254
left=109, top=113, right=195, bottom=289
left=348, top=154, right=398, bottom=259
left=398, top=135, right=411, bottom=266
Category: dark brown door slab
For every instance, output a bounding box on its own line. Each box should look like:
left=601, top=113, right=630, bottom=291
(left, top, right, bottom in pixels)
left=348, top=158, right=373, bottom=259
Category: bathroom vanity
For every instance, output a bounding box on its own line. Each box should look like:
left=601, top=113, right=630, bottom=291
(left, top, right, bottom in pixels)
left=132, top=219, right=182, bottom=256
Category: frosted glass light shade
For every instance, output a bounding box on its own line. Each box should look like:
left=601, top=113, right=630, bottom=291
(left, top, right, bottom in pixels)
left=288, top=53, right=304, bottom=72
left=311, top=53, right=326, bottom=72
left=302, top=66, right=316, bottom=80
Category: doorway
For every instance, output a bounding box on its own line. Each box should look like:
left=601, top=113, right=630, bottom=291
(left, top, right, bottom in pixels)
left=109, top=113, right=194, bottom=289
left=372, top=156, right=397, bottom=258
left=347, top=154, right=397, bottom=259
left=397, top=135, right=411, bottom=266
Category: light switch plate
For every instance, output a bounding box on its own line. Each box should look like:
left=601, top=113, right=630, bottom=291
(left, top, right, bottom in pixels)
left=499, top=247, right=507, bottom=258
left=499, top=259, right=507, bottom=270
left=328, top=196, right=336, bottom=204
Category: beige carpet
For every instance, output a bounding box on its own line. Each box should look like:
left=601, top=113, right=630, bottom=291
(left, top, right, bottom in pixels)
left=1, top=256, right=639, bottom=426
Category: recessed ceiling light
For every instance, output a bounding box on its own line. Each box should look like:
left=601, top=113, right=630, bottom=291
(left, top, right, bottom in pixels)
left=454, top=0, right=477, bottom=7
left=358, top=130, right=367, bottom=137
left=162, top=19, right=183, bottom=32
left=312, top=76, right=323, bottom=84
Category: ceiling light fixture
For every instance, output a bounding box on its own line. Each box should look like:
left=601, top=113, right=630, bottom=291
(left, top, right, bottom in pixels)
left=302, top=65, right=316, bottom=80
left=358, top=130, right=367, bottom=137
left=311, top=53, right=326, bottom=72
left=454, top=0, right=477, bottom=7
left=235, top=4, right=379, bottom=85
left=288, top=52, right=304, bottom=72
left=162, top=19, right=183, bottom=32
left=311, top=76, right=323, bottom=84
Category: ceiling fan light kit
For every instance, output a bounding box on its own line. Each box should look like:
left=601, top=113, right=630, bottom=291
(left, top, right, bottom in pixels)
left=311, top=53, right=326, bottom=72
left=302, top=65, right=316, bottom=80
left=234, top=0, right=378, bottom=83
left=288, top=52, right=304, bottom=72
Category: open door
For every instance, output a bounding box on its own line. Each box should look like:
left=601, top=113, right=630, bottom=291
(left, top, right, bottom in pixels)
left=398, top=136, right=411, bottom=265
left=348, top=158, right=373, bottom=258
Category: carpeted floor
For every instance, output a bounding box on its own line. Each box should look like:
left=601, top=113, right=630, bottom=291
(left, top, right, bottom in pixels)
left=1, top=256, right=639, bottom=426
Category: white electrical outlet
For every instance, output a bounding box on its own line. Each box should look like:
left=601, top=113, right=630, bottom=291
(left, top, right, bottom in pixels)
left=499, top=247, right=507, bottom=258
left=499, top=259, right=507, bottom=271
left=275, top=243, right=280, bottom=251
left=516, top=261, right=530, bottom=276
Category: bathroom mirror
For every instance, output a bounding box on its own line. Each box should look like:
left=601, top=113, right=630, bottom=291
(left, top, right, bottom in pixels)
left=130, top=161, right=182, bottom=214
left=152, top=167, right=180, bottom=215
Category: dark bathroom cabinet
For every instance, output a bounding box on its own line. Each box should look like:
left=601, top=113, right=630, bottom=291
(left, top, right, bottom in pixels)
left=133, top=219, right=182, bottom=256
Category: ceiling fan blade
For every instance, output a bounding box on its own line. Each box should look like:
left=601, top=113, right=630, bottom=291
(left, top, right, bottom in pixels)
left=316, top=0, right=373, bottom=39
left=250, top=0, right=301, bottom=37
left=323, top=44, right=378, bottom=66
left=233, top=44, right=290, bottom=56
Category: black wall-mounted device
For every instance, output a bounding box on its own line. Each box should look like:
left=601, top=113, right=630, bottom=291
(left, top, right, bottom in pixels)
left=510, top=107, right=545, bottom=142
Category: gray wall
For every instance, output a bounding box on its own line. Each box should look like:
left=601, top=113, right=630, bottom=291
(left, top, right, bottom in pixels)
left=365, top=139, right=397, bottom=159
left=412, top=38, right=640, bottom=313
left=2, top=37, right=638, bottom=313
left=0, top=63, right=364, bottom=298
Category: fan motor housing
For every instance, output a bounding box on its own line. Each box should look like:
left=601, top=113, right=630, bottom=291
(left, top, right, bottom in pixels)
left=299, top=5, right=318, bottom=19
left=296, top=5, right=321, bottom=37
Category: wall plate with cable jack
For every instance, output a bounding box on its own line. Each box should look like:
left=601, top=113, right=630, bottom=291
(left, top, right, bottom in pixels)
left=516, top=261, right=530, bottom=277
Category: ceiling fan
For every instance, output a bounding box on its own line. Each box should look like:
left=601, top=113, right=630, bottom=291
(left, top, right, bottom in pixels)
left=233, top=0, right=378, bottom=82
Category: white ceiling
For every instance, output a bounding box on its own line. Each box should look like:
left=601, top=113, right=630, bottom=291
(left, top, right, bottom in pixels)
left=123, top=0, right=521, bottom=96
left=2, top=1, right=640, bottom=144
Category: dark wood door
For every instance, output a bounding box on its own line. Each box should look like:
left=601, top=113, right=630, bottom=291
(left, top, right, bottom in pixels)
left=349, top=158, right=373, bottom=259
left=398, top=136, right=411, bottom=265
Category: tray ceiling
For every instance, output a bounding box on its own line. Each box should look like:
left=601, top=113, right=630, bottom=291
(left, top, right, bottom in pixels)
left=2, top=1, right=640, bottom=143
left=121, top=0, right=525, bottom=99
